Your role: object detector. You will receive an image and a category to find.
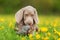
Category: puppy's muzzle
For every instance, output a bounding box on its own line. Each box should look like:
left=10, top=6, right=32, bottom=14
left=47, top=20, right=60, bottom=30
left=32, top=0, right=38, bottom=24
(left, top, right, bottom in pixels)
left=24, top=17, right=33, bottom=25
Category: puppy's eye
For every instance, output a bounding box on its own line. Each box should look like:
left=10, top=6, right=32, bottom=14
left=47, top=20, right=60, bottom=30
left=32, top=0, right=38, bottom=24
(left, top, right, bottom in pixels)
left=31, top=15, right=34, bottom=16
left=25, top=14, right=28, bottom=16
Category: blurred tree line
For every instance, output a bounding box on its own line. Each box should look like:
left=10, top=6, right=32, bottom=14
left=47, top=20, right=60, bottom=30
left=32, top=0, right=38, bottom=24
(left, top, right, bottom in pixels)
left=0, top=0, right=60, bottom=15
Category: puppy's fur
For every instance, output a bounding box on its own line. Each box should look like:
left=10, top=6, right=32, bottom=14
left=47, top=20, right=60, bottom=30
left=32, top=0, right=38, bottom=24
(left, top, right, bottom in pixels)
left=15, top=6, right=38, bottom=35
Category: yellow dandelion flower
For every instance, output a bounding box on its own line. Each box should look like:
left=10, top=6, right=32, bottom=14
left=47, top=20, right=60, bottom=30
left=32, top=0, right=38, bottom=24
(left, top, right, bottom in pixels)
left=29, top=34, right=33, bottom=38
left=57, top=38, right=60, bottom=40
left=0, top=18, right=4, bottom=22
left=57, top=32, right=60, bottom=36
left=52, top=21, right=57, bottom=27
left=29, top=34, right=34, bottom=40
left=47, top=32, right=51, bottom=36
left=53, top=23, right=57, bottom=27
left=54, top=28, right=60, bottom=36
left=40, top=27, right=48, bottom=32
left=43, top=37, right=49, bottom=40
left=21, top=37, right=25, bottom=40
left=36, top=33, right=40, bottom=39
left=30, top=37, right=34, bottom=40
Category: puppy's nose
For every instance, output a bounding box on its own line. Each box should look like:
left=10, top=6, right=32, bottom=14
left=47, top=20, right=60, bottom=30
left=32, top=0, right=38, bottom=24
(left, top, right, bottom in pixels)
left=28, top=23, right=31, bottom=25
left=28, top=22, right=32, bottom=25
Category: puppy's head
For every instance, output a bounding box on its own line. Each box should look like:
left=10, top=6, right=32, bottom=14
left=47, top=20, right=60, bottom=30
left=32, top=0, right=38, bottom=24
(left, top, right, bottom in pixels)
left=24, top=9, right=34, bottom=25
left=15, top=6, right=38, bottom=25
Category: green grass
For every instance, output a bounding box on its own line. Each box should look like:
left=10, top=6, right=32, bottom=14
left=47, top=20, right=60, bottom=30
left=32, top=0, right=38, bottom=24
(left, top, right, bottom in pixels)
left=0, top=15, right=60, bottom=40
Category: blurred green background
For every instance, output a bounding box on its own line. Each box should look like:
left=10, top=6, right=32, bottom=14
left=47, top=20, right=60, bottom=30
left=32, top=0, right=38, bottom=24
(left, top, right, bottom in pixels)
left=0, top=0, right=60, bottom=15
left=0, top=0, right=60, bottom=40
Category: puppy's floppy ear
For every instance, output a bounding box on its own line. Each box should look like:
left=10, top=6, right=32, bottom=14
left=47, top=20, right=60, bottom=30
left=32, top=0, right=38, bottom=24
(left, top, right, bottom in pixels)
left=15, top=8, right=24, bottom=24
left=33, top=8, right=38, bottom=24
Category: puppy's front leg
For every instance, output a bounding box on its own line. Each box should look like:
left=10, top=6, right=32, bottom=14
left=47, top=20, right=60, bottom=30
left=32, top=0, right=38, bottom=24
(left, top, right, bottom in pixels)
left=34, top=25, right=38, bottom=32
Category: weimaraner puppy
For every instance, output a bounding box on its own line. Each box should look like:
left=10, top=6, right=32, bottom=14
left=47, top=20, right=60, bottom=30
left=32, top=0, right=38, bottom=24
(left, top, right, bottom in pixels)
left=15, top=6, right=38, bottom=35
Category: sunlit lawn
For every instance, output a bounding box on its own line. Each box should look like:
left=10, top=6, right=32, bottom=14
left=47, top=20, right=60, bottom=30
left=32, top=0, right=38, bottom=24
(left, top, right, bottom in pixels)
left=0, top=15, right=60, bottom=40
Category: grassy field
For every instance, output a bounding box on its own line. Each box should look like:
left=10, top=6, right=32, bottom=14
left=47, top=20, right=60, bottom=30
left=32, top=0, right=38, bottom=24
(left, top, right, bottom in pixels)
left=0, top=15, right=60, bottom=40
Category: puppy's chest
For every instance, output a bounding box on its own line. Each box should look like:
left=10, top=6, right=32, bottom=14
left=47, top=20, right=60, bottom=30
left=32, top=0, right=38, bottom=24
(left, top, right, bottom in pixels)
left=17, top=24, right=35, bottom=34
left=21, top=25, right=30, bottom=32
left=21, top=25, right=34, bottom=32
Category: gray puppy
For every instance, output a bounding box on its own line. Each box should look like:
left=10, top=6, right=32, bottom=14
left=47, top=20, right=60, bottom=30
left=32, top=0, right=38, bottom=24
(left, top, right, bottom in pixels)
left=15, top=6, right=39, bottom=35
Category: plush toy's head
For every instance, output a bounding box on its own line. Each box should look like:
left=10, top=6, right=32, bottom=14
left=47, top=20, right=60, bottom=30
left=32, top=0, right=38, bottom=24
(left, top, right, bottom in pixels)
left=16, top=25, right=30, bottom=35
